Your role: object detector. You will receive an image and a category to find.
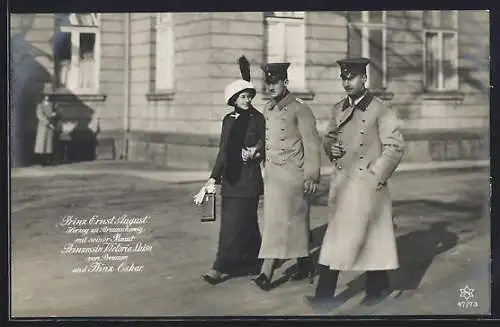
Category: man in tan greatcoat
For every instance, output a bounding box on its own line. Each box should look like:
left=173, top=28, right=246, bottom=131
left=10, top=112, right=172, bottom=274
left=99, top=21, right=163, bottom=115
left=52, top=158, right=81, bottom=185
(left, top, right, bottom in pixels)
left=34, top=94, right=58, bottom=165
left=252, top=62, right=322, bottom=291
left=304, top=57, right=405, bottom=309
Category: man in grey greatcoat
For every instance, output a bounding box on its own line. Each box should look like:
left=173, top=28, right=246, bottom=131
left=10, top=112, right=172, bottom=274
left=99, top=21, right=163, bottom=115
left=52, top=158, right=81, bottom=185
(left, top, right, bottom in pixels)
left=253, top=62, right=322, bottom=291
left=304, top=57, right=405, bottom=309
left=34, top=92, right=59, bottom=166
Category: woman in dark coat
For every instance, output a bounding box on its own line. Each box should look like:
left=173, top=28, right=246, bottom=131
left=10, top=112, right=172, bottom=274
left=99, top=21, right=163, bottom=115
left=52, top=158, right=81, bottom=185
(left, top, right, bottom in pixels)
left=195, top=57, right=265, bottom=284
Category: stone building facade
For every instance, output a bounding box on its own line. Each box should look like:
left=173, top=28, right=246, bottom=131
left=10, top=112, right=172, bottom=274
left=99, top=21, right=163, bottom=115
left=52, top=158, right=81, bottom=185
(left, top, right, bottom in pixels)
left=10, top=11, right=489, bottom=168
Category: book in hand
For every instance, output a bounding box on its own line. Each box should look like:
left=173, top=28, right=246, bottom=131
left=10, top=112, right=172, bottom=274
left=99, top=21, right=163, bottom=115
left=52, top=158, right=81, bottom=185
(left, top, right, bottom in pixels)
left=193, top=184, right=216, bottom=222
left=199, top=192, right=216, bottom=222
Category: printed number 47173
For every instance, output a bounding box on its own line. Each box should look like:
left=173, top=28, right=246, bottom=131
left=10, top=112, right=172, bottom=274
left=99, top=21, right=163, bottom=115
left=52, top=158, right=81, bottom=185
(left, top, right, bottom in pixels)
left=457, top=301, right=479, bottom=309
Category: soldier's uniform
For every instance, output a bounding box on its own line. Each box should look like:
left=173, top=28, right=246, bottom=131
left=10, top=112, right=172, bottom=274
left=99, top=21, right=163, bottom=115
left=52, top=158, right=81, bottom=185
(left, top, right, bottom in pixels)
left=305, top=57, right=405, bottom=309
left=252, top=63, right=321, bottom=290
left=34, top=84, right=59, bottom=165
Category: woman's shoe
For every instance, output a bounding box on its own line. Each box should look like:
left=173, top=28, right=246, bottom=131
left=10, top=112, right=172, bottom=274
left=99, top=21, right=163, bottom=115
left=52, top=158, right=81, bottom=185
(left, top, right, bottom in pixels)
left=252, top=273, right=272, bottom=291
left=201, top=271, right=229, bottom=285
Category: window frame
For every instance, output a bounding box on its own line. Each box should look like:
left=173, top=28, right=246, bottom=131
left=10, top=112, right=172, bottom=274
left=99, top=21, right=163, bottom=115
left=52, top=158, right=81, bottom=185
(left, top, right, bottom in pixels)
left=264, top=12, right=307, bottom=91
left=422, top=10, right=459, bottom=91
left=56, top=13, right=101, bottom=94
left=347, top=11, right=388, bottom=90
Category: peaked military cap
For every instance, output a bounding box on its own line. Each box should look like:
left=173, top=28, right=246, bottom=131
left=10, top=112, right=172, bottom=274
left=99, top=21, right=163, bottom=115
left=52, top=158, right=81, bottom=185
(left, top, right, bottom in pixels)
left=337, top=57, right=370, bottom=79
left=261, top=62, right=291, bottom=83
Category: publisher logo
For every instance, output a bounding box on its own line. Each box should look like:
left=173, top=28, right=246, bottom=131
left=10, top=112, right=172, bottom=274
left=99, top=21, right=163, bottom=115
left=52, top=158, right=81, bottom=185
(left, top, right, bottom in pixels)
left=457, top=285, right=479, bottom=309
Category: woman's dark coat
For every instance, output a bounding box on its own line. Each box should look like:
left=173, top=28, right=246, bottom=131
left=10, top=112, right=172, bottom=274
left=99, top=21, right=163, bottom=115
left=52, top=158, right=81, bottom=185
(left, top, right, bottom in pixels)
left=210, top=106, right=265, bottom=198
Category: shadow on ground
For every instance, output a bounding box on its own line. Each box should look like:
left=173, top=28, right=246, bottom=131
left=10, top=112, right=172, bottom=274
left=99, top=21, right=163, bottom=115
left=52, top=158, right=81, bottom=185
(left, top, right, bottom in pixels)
left=335, top=221, right=459, bottom=302
left=282, top=194, right=484, bottom=298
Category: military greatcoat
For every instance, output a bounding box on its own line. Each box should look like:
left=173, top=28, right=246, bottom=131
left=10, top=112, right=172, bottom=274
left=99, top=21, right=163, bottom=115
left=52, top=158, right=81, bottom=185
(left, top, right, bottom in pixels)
left=319, top=91, right=405, bottom=271
left=259, top=92, right=322, bottom=259
left=34, top=102, right=55, bottom=154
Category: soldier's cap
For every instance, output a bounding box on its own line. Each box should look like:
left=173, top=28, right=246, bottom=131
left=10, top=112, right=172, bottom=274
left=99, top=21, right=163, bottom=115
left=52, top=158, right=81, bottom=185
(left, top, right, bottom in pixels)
left=260, top=62, right=291, bottom=83
left=336, top=57, right=370, bottom=80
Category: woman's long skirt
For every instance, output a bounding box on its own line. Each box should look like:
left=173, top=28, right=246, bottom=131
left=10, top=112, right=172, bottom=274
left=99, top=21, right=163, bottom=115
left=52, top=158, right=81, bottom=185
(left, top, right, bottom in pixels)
left=212, top=196, right=262, bottom=275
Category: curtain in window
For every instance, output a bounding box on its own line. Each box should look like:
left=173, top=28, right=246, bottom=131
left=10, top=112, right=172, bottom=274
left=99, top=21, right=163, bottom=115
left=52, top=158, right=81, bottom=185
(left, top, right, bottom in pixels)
left=442, top=32, right=458, bottom=89
left=79, top=33, right=96, bottom=90
left=425, top=32, right=439, bottom=89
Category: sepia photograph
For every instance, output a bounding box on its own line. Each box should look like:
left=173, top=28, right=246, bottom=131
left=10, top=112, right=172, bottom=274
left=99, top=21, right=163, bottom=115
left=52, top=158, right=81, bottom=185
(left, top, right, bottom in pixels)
left=9, top=10, right=490, bottom=317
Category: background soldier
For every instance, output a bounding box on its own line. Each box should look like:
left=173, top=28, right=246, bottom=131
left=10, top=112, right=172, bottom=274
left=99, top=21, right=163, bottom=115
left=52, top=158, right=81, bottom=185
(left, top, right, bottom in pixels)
left=304, top=57, right=405, bottom=309
left=34, top=84, right=60, bottom=166
left=253, top=62, right=322, bottom=291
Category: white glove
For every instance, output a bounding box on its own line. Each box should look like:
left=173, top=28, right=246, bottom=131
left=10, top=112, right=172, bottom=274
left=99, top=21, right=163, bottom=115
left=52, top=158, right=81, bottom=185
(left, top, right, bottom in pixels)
left=242, top=147, right=257, bottom=161
left=193, top=179, right=216, bottom=205
left=193, top=190, right=206, bottom=205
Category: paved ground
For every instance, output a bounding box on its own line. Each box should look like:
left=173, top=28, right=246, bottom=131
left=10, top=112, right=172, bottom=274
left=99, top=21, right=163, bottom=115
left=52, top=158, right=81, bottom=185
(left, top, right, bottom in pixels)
left=9, top=161, right=490, bottom=317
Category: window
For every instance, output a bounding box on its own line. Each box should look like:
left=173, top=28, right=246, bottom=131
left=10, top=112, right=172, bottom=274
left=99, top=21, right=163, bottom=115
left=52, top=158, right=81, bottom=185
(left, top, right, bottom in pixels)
left=423, top=10, right=459, bottom=91
left=347, top=11, right=387, bottom=90
left=155, top=13, right=175, bottom=91
left=53, top=13, right=100, bottom=93
left=264, top=12, right=306, bottom=90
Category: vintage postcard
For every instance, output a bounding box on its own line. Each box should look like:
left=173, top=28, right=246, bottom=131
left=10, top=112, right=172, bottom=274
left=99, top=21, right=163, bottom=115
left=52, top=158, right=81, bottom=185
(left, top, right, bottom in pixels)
left=9, top=10, right=490, bottom=317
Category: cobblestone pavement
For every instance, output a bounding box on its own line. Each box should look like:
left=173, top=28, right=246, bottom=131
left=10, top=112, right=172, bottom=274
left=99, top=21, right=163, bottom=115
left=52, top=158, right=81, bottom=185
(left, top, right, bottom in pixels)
left=10, top=164, right=490, bottom=317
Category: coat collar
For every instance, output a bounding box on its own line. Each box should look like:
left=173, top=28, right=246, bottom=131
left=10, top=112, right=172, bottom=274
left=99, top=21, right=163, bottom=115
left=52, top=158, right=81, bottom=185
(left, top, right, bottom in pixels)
left=229, top=106, right=256, bottom=119
left=267, top=92, right=295, bottom=111
left=337, top=91, right=374, bottom=128
left=341, top=90, right=373, bottom=112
